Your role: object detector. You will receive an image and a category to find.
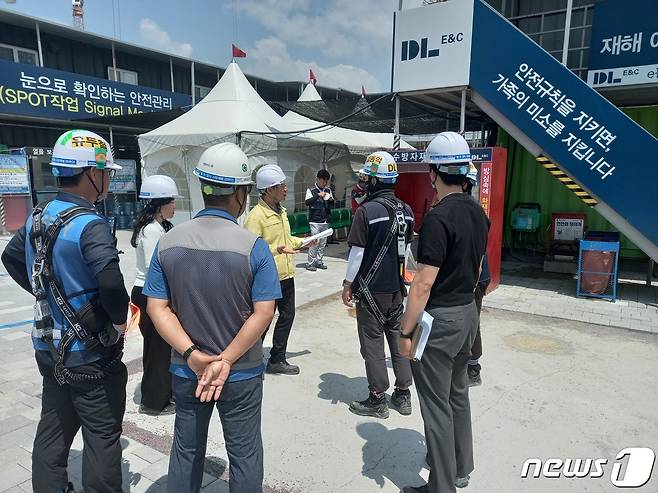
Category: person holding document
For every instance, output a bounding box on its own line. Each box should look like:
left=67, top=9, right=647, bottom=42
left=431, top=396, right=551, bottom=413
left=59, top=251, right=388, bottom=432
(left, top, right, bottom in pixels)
left=342, top=151, right=414, bottom=419
left=398, top=132, right=489, bottom=493
left=245, top=164, right=312, bottom=375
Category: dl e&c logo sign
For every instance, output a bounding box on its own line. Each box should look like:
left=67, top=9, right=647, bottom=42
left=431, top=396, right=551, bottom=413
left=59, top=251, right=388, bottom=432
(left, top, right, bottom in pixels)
left=400, top=33, right=465, bottom=61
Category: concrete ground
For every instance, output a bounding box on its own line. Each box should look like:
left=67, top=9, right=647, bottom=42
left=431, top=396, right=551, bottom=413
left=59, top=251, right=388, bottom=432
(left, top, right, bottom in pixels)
left=0, top=232, right=656, bottom=492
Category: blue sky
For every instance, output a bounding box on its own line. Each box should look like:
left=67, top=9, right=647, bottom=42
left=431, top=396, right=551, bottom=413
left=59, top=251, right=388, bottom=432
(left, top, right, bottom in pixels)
left=3, top=0, right=424, bottom=92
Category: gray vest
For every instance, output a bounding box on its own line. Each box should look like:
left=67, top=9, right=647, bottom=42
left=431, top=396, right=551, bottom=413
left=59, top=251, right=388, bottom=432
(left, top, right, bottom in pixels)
left=157, top=215, right=262, bottom=371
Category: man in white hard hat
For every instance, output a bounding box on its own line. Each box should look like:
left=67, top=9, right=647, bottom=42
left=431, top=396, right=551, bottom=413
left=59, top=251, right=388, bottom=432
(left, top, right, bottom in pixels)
left=1, top=129, right=129, bottom=493
left=399, top=132, right=489, bottom=493
left=245, top=164, right=309, bottom=375
left=342, top=151, right=414, bottom=419
left=144, top=143, right=281, bottom=492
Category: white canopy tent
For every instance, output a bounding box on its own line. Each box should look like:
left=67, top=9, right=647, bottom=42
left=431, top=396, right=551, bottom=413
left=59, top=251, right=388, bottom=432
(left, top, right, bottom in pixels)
left=138, top=62, right=413, bottom=219
left=138, top=62, right=304, bottom=218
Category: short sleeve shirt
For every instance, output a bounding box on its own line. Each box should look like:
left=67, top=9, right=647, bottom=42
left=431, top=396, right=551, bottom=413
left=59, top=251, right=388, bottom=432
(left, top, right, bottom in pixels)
left=418, top=193, right=489, bottom=307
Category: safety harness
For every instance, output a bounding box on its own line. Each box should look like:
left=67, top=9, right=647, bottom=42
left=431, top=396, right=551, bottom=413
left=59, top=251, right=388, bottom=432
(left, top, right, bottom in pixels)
left=30, top=202, right=123, bottom=385
left=355, top=196, right=408, bottom=326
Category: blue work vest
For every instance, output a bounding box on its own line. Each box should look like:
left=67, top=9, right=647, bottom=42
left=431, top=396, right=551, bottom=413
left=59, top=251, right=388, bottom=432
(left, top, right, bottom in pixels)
left=24, top=199, right=106, bottom=367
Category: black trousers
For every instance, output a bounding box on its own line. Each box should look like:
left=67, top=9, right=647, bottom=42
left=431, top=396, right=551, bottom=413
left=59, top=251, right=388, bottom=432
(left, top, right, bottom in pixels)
left=32, top=361, right=127, bottom=493
left=263, top=278, right=295, bottom=364
left=469, top=280, right=489, bottom=362
left=132, top=286, right=172, bottom=410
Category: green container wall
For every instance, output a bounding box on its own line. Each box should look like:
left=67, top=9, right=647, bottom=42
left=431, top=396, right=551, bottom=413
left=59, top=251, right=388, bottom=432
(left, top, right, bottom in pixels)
left=498, top=105, right=658, bottom=259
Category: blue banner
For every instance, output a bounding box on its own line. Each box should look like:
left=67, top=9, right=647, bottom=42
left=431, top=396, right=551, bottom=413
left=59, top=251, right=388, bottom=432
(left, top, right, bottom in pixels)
left=0, top=154, right=30, bottom=194
left=470, top=0, right=658, bottom=246
left=0, top=59, right=192, bottom=120
left=588, top=0, right=658, bottom=70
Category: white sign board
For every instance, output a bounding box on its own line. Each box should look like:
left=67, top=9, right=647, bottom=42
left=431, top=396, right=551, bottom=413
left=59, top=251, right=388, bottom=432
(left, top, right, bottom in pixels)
left=554, top=218, right=585, bottom=241
left=392, top=0, right=474, bottom=93
left=587, top=64, right=658, bottom=88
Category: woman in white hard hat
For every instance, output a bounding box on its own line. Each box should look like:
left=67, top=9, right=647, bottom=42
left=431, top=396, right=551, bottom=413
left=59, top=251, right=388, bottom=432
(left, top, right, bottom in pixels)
left=131, top=174, right=181, bottom=415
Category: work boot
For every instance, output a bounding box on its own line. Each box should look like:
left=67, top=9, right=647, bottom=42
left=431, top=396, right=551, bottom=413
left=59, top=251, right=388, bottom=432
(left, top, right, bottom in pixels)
left=468, top=364, right=482, bottom=387
left=455, top=475, right=470, bottom=488
left=390, top=388, right=412, bottom=415
left=139, top=402, right=175, bottom=416
left=349, top=392, right=389, bottom=419
left=306, top=263, right=317, bottom=272
left=402, top=485, right=429, bottom=493
left=266, top=360, right=300, bottom=375
left=316, top=262, right=328, bottom=270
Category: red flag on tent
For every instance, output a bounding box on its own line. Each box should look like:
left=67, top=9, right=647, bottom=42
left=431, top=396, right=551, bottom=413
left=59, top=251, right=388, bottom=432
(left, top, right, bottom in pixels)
left=232, top=44, right=247, bottom=58
left=309, top=69, right=317, bottom=85
left=361, top=85, right=367, bottom=97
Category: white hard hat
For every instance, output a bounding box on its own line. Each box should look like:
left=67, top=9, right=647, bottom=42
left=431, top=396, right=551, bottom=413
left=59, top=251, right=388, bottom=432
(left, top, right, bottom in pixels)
left=139, top=175, right=182, bottom=199
left=256, top=164, right=286, bottom=191
left=50, top=129, right=121, bottom=177
left=424, top=131, right=471, bottom=175
left=194, top=143, right=253, bottom=191
left=466, top=163, right=478, bottom=186
left=359, top=151, right=398, bottom=183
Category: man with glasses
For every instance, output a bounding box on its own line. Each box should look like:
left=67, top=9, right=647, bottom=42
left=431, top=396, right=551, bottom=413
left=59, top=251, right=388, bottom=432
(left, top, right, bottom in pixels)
left=245, top=164, right=310, bottom=375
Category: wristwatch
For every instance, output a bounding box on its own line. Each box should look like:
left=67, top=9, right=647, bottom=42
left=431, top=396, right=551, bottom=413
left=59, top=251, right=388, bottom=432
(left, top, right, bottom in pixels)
left=182, top=344, right=199, bottom=361
left=399, top=328, right=415, bottom=339
left=342, top=279, right=352, bottom=288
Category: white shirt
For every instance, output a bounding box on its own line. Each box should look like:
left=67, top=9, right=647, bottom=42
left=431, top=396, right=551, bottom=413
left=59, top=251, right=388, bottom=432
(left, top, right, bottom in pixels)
left=134, top=220, right=166, bottom=287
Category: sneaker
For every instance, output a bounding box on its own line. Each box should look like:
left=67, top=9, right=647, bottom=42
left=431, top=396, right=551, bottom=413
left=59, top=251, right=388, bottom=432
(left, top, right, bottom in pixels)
left=349, top=393, right=389, bottom=419
left=455, top=475, right=470, bottom=488
left=266, top=360, right=300, bottom=375
left=468, top=365, right=482, bottom=387
left=316, top=262, right=328, bottom=270
left=58, top=482, right=75, bottom=493
left=139, top=402, right=175, bottom=416
left=402, top=485, right=429, bottom=493
left=306, top=264, right=317, bottom=272
left=390, top=389, right=412, bottom=415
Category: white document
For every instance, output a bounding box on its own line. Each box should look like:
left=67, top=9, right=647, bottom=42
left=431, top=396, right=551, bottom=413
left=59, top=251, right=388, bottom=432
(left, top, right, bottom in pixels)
left=412, top=311, right=434, bottom=361
left=301, top=227, right=334, bottom=247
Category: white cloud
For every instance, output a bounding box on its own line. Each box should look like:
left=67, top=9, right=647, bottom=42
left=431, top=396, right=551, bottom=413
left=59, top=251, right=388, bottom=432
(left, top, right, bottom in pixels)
left=238, top=0, right=398, bottom=59
left=243, top=37, right=382, bottom=93
left=139, top=18, right=193, bottom=58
